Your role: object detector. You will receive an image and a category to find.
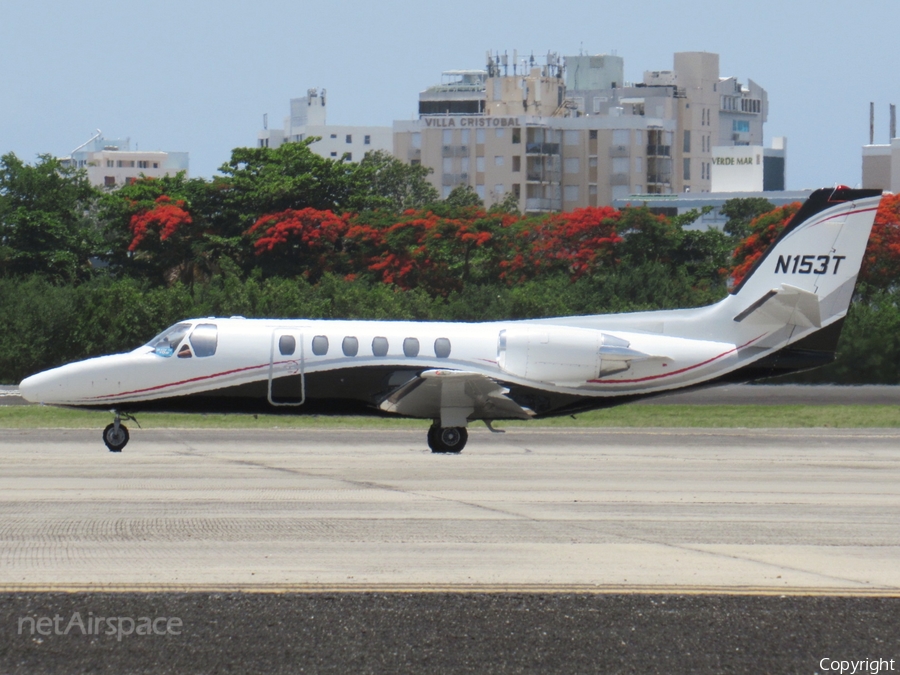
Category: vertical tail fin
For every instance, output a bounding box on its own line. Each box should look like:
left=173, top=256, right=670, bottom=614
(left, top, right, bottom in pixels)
left=730, top=186, right=882, bottom=327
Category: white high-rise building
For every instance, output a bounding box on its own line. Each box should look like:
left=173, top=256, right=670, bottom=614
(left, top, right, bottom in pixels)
left=257, top=88, right=392, bottom=163
left=60, top=131, right=189, bottom=188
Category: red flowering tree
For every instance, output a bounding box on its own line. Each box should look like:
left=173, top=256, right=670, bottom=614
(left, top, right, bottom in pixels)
left=245, top=208, right=351, bottom=281
left=860, top=192, right=900, bottom=291
left=128, top=195, right=193, bottom=251
left=729, top=203, right=800, bottom=288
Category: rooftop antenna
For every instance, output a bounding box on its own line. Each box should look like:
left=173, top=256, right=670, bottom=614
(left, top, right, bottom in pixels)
left=870, top=102, right=874, bottom=144
left=891, top=103, right=897, bottom=140
left=263, top=113, right=268, bottom=130
left=513, top=49, right=518, bottom=76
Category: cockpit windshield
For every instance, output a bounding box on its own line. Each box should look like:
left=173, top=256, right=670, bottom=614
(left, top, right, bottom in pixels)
left=147, top=323, right=192, bottom=357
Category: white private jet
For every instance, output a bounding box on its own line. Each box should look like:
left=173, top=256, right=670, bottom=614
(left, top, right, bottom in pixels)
left=20, top=187, right=883, bottom=453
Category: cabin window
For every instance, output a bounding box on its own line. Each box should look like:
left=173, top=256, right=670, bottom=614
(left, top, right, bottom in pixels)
left=279, top=335, right=296, bottom=356
left=342, top=336, right=359, bottom=357
left=434, top=338, right=451, bottom=358
left=312, top=336, right=329, bottom=356
left=189, top=323, right=217, bottom=357
left=147, top=323, right=191, bottom=357
left=177, top=344, right=192, bottom=358
left=403, top=337, right=420, bottom=357
left=372, top=336, right=389, bottom=356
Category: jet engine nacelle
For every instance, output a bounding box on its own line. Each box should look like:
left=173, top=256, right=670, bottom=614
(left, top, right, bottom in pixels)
left=498, top=326, right=620, bottom=386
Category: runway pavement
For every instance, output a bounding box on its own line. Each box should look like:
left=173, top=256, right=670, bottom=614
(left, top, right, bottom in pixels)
left=2, top=427, right=900, bottom=672
left=2, top=426, right=899, bottom=591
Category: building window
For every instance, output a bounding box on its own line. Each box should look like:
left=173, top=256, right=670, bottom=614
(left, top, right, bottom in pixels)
left=683, top=158, right=691, bottom=181
left=411, top=133, right=421, bottom=149
left=476, top=185, right=485, bottom=199
left=589, top=156, right=598, bottom=168
left=330, top=134, right=337, bottom=139
left=372, top=336, right=389, bottom=356
left=106, top=160, right=114, bottom=167
left=733, top=120, right=750, bottom=133
left=152, top=162, right=159, bottom=169
left=460, top=129, right=470, bottom=144
left=512, top=183, right=520, bottom=198
left=104, top=176, right=115, bottom=187
left=495, top=128, right=505, bottom=139
left=443, top=157, right=453, bottom=173
left=512, top=128, right=521, bottom=144
left=330, top=152, right=337, bottom=157
left=364, top=135, right=371, bottom=145
left=564, top=157, right=580, bottom=174
left=442, top=185, right=452, bottom=198
left=589, top=184, right=598, bottom=195
left=612, top=129, right=629, bottom=145
left=476, top=129, right=486, bottom=144
left=683, top=130, right=691, bottom=154
left=346, top=153, right=352, bottom=161
left=138, top=160, right=149, bottom=169
left=564, top=130, right=580, bottom=146
left=494, top=183, right=504, bottom=196
left=461, top=156, right=469, bottom=173
left=312, top=336, right=329, bottom=356
left=512, top=156, right=520, bottom=172
left=589, top=130, right=598, bottom=140
left=403, top=337, right=420, bottom=357
left=635, top=157, right=643, bottom=173
left=494, top=155, right=504, bottom=167
left=346, top=134, right=352, bottom=143
left=612, top=157, right=629, bottom=174
left=443, top=129, right=453, bottom=144
left=564, top=185, right=579, bottom=202
left=476, top=156, right=485, bottom=172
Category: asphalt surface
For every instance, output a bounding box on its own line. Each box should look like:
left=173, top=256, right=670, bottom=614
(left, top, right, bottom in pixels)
left=3, top=592, right=899, bottom=674
left=2, top=426, right=900, bottom=672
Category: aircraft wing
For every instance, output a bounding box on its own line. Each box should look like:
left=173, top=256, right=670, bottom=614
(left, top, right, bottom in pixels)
left=379, top=369, right=534, bottom=426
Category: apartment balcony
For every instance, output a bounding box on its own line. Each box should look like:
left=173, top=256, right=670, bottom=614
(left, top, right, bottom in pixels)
left=441, top=172, right=469, bottom=186
left=610, top=173, right=630, bottom=186
left=526, top=170, right=561, bottom=183
left=525, top=197, right=559, bottom=212
left=441, top=145, right=469, bottom=158
left=525, top=142, right=560, bottom=155
left=407, top=148, right=421, bottom=161
left=609, top=145, right=630, bottom=158
left=646, top=145, right=671, bottom=157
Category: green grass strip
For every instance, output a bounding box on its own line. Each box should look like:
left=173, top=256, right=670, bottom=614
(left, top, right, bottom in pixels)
left=1, top=404, right=898, bottom=429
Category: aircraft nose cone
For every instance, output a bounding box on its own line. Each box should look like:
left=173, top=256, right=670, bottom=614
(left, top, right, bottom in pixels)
left=19, top=368, right=72, bottom=404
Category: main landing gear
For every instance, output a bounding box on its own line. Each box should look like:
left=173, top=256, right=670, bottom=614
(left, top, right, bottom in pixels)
left=427, top=424, right=468, bottom=454
left=103, top=412, right=137, bottom=452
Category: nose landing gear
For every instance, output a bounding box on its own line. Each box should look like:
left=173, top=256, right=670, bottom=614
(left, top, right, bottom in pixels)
left=103, top=412, right=138, bottom=452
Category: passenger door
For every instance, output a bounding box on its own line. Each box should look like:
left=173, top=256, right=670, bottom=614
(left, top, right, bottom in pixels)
left=268, top=329, right=305, bottom=406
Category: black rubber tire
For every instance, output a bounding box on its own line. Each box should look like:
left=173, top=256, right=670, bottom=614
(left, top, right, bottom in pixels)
left=103, top=423, right=129, bottom=452
left=427, top=425, right=467, bottom=454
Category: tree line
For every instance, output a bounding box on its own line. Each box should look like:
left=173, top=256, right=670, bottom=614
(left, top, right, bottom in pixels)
left=1, top=142, right=899, bottom=385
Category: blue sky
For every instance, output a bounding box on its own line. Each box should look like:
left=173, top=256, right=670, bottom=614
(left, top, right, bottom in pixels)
left=1, top=0, right=897, bottom=190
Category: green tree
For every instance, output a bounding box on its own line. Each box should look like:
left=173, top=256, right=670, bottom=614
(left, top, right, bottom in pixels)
left=216, top=140, right=361, bottom=232
left=720, top=197, right=775, bottom=241
left=353, top=150, right=439, bottom=212
left=0, top=153, right=100, bottom=282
